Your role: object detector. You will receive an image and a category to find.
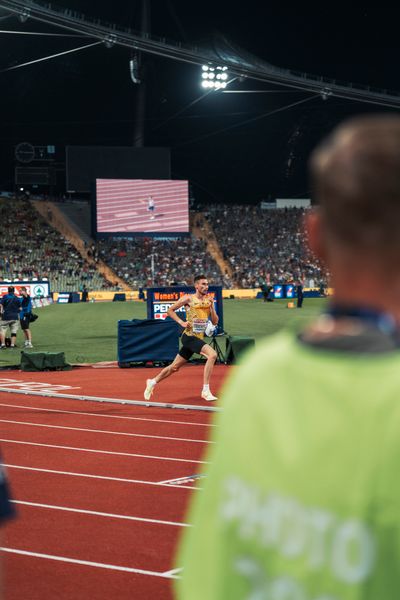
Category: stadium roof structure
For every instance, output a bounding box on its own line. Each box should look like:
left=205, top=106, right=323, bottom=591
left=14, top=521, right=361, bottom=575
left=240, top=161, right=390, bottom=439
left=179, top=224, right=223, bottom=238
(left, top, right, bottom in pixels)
left=1, top=0, right=400, bottom=109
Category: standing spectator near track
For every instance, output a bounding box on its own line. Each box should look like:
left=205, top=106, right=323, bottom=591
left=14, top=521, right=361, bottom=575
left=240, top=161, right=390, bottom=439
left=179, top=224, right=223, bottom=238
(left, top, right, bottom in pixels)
left=19, top=287, right=34, bottom=348
left=296, top=279, right=304, bottom=308
left=144, top=275, right=219, bottom=402
left=176, top=115, right=400, bottom=599
left=0, top=286, right=21, bottom=349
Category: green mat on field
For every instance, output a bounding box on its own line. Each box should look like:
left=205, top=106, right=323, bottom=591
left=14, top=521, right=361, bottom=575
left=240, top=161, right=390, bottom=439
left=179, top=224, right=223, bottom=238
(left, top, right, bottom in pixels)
left=20, top=351, right=72, bottom=372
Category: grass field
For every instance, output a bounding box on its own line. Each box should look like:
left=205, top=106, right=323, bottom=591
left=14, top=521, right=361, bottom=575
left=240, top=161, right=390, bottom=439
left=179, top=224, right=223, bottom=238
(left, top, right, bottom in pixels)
left=0, top=298, right=328, bottom=367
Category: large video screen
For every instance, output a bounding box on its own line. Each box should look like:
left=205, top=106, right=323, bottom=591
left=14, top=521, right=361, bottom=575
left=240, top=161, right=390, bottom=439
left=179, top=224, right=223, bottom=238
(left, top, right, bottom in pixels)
left=95, top=179, right=189, bottom=236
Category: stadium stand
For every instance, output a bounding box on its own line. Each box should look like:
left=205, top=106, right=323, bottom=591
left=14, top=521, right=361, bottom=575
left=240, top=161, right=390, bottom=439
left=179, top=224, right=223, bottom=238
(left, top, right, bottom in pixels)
left=96, top=235, right=223, bottom=288
left=0, top=197, right=114, bottom=292
left=1, top=194, right=328, bottom=293
left=200, top=204, right=328, bottom=288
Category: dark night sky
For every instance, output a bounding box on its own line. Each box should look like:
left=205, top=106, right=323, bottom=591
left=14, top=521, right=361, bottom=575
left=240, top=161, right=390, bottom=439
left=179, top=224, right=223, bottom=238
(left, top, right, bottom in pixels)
left=1, top=2, right=400, bottom=203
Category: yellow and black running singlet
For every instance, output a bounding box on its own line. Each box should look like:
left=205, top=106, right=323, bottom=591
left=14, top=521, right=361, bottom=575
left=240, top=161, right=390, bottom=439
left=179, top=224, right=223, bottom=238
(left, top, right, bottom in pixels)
left=184, top=295, right=212, bottom=340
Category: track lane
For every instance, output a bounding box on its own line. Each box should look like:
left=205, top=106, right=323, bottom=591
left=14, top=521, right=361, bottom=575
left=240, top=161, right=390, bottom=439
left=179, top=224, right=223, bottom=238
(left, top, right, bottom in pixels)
left=4, top=552, right=175, bottom=600
left=3, top=443, right=205, bottom=483
left=0, top=401, right=214, bottom=436
left=7, top=468, right=194, bottom=523
left=0, top=420, right=210, bottom=462
left=4, top=504, right=181, bottom=574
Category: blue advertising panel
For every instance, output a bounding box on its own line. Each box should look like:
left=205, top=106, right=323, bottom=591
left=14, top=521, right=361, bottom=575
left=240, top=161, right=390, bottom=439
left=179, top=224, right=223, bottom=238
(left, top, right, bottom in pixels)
left=286, top=285, right=295, bottom=299
left=146, top=286, right=224, bottom=334
left=273, top=285, right=283, bottom=299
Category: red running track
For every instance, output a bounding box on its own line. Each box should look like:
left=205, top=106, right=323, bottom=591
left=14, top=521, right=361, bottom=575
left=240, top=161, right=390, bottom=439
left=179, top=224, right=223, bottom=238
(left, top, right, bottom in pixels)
left=0, top=365, right=230, bottom=599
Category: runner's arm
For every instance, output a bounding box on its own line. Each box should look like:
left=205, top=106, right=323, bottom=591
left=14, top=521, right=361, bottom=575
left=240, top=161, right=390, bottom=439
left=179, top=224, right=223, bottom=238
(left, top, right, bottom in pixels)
left=209, top=297, right=219, bottom=326
left=167, top=295, right=190, bottom=329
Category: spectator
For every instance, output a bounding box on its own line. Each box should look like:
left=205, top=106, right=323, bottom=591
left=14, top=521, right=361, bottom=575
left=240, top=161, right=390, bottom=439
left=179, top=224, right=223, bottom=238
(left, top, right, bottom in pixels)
left=0, top=286, right=21, bottom=349
left=19, top=286, right=34, bottom=348
left=176, top=115, right=400, bottom=599
left=0, top=455, right=16, bottom=598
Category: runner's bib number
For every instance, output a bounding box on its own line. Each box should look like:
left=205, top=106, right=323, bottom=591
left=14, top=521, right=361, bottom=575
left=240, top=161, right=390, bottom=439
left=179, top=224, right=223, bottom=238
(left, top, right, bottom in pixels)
left=192, top=318, right=208, bottom=334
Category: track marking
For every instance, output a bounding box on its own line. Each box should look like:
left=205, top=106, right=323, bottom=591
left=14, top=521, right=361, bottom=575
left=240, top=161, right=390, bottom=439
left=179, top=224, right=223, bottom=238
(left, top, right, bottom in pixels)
left=158, top=474, right=206, bottom=485
left=0, top=419, right=212, bottom=444
left=0, top=438, right=209, bottom=464
left=162, top=567, right=183, bottom=577
left=0, top=386, right=221, bottom=412
left=0, top=548, right=181, bottom=579
left=4, top=464, right=199, bottom=490
left=12, top=500, right=190, bottom=528
left=0, top=380, right=80, bottom=393
left=0, top=401, right=214, bottom=427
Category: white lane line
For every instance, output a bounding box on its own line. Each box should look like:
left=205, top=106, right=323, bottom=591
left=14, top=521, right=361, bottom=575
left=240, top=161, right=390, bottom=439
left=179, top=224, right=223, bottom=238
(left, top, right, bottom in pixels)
left=0, top=548, right=181, bottom=579
left=0, top=419, right=211, bottom=444
left=0, top=401, right=214, bottom=427
left=162, top=567, right=183, bottom=577
left=0, top=439, right=209, bottom=464
left=158, top=474, right=205, bottom=485
left=4, top=464, right=198, bottom=490
left=12, top=500, right=190, bottom=528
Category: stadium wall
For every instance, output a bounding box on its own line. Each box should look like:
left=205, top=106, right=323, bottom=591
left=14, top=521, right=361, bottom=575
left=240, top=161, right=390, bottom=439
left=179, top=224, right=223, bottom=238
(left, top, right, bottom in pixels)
left=52, top=288, right=331, bottom=302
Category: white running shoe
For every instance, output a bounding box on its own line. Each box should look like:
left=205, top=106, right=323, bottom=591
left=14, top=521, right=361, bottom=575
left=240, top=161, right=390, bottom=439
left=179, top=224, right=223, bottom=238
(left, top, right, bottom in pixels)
left=26, top=342, right=33, bottom=348
left=201, top=390, right=218, bottom=402
left=144, top=379, right=156, bottom=400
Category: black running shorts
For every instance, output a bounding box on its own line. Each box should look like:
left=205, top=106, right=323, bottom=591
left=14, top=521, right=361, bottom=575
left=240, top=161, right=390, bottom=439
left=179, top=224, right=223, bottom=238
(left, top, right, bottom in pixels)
left=179, top=333, right=206, bottom=360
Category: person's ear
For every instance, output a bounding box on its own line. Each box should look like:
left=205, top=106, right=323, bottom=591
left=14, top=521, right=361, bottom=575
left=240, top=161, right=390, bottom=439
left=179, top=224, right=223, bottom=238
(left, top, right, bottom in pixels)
left=305, top=209, right=326, bottom=263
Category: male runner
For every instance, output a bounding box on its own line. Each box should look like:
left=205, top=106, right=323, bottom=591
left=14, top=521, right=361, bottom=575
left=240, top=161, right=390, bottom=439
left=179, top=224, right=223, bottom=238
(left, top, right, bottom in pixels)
left=144, top=275, right=219, bottom=401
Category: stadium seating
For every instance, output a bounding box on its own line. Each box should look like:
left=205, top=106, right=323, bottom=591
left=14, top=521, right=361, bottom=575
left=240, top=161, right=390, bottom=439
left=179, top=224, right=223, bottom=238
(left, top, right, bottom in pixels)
left=200, top=204, right=327, bottom=288
left=0, top=198, right=112, bottom=292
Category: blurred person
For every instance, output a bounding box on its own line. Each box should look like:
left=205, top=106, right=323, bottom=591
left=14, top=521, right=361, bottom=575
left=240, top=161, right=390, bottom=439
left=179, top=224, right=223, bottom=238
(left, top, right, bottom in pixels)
left=296, top=279, right=304, bottom=308
left=0, top=456, right=15, bottom=599
left=144, top=275, right=219, bottom=402
left=81, top=285, right=89, bottom=302
left=176, top=115, right=400, bottom=599
left=0, top=286, right=21, bottom=349
left=19, top=287, right=34, bottom=348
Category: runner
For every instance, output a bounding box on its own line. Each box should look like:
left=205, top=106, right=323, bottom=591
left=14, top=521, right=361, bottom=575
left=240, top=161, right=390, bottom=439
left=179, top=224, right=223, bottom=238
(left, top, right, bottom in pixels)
left=144, top=275, right=219, bottom=401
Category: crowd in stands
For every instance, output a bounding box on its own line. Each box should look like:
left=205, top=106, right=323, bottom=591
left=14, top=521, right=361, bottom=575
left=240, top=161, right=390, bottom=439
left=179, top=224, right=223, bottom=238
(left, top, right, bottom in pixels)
left=0, top=198, right=111, bottom=292
left=0, top=196, right=328, bottom=293
left=96, top=236, right=222, bottom=288
left=95, top=205, right=328, bottom=290
left=200, top=204, right=328, bottom=288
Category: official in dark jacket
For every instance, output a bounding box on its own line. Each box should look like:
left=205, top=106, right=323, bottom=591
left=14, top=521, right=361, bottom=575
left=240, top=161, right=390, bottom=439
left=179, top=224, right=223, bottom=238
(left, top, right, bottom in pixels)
left=0, top=286, right=21, bottom=348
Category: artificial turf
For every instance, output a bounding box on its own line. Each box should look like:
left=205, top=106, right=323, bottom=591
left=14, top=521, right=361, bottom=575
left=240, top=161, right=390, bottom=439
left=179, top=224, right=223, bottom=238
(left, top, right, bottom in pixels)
left=0, top=297, right=327, bottom=367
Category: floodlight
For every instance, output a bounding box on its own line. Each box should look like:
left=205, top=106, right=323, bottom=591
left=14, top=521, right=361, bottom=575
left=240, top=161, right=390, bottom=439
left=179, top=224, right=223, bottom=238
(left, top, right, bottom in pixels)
left=199, top=65, right=229, bottom=90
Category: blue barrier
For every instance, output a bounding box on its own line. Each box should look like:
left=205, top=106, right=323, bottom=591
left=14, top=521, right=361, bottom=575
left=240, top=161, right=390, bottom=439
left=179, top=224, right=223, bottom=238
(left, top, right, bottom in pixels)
left=118, top=318, right=179, bottom=366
